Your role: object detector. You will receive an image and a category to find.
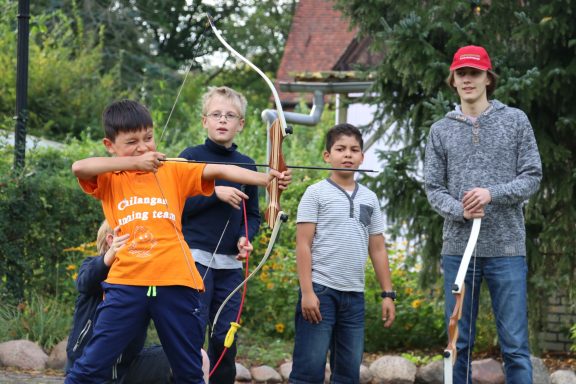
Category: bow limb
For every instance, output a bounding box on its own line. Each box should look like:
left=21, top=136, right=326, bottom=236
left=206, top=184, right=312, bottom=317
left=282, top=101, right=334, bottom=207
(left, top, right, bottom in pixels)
left=207, top=15, right=290, bottom=228
left=206, top=15, right=288, bottom=133
left=443, top=218, right=481, bottom=384
left=211, top=210, right=288, bottom=336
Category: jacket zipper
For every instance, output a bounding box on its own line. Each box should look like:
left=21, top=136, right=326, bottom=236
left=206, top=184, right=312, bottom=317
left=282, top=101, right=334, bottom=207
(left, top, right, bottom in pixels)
left=113, top=353, right=122, bottom=379
left=72, top=319, right=92, bottom=352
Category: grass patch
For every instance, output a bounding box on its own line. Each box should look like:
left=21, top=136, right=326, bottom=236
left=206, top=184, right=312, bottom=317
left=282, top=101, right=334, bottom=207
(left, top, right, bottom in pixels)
left=236, top=329, right=293, bottom=367
left=146, top=322, right=293, bottom=367
left=0, top=294, right=72, bottom=350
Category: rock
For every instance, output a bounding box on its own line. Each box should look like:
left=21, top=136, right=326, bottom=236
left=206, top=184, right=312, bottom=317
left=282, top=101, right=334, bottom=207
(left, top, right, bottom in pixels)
left=0, top=339, right=49, bottom=370
left=324, top=363, right=331, bottom=383
left=471, top=358, right=504, bottom=384
left=201, top=348, right=209, bottom=383
left=47, top=339, right=67, bottom=370
left=276, top=361, right=331, bottom=382
left=250, top=364, right=282, bottom=383
left=369, top=355, right=417, bottom=384
left=360, top=363, right=373, bottom=384
left=551, top=369, right=576, bottom=384
left=532, top=356, right=551, bottom=384
left=279, top=361, right=292, bottom=380
left=416, top=360, right=443, bottom=384
left=235, top=362, right=252, bottom=382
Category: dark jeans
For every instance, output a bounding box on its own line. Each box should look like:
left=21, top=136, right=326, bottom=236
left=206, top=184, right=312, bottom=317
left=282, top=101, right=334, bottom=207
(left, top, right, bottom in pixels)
left=290, top=283, right=365, bottom=384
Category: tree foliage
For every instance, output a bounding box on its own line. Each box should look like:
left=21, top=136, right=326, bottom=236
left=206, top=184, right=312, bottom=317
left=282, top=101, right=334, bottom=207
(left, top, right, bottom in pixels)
left=1, top=0, right=296, bottom=141
left=0, top=1, right=122, bottom=140
left=334, top=0, right=576, bottom=348
left=29, top=0, right=296, bottom=100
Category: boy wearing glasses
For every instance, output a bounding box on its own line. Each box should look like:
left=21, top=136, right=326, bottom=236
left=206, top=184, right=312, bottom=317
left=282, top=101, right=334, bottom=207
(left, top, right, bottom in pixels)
left=179, top=86, right=265, bottom=383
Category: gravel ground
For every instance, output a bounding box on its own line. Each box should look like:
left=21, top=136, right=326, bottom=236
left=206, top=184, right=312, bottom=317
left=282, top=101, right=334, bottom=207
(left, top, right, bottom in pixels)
left=0, top=369, right=64, bottom=384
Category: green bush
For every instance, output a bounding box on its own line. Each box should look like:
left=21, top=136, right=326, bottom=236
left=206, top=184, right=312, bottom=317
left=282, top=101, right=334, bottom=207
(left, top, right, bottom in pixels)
left=0, top=142, right=102, bottom=304
left=365, top=243, right=445, bottom=352
left=0, top=3, right=124, bottom=141
left=0, top=293, right=73, bottom=350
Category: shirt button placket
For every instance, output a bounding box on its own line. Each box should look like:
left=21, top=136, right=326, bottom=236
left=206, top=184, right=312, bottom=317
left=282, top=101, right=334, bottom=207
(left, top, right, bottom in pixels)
left=472, top=121, right=480, bottom=145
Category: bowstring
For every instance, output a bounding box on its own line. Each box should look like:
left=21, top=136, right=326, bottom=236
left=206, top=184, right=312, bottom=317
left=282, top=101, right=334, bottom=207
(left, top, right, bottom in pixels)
left=201, top=217, right=231, bottom=281
left=465, top=241, right=478, bottom=383
left=152, top=21, right=211, bottom=288
left=157, top=20, right=211, bottom=149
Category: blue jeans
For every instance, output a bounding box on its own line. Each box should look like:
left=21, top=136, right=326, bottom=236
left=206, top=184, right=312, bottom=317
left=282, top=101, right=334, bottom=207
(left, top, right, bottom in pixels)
left=443, top=255, right=532, bottom=384
left=289, top=283, right=365, bottom=384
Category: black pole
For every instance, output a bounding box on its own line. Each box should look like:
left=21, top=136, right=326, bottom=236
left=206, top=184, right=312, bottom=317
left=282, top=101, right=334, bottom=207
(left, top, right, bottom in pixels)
left=13, top=0, right=30, bottom=173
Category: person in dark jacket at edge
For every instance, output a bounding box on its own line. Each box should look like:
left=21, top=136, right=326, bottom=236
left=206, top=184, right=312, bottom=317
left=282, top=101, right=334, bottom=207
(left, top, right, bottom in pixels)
left=65, top=220, right=176, bottom=383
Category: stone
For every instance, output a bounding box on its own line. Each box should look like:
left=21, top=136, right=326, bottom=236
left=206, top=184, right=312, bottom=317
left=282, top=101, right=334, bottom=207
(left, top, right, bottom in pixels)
left=250, top=364, right=282, bottom=383
left=471, top=358, right=504, bottom=384
left=0, top=340, right=48, bottom=371
left=551, top=369, right=576, bottom=384
left=531, top=355, right=551, bottom=384
left=201, top=348, right=209, bottom=383
left=235, top=362, right=252, bottom=382
left=279, top=361, right=292, bottom=380
left=47, top=339, right=67, bottom=370
left=369, top=355, right=417, bottom=384
left=360, top=363, right=373, bottom=384
left=416, top=360, right=443, bottom=384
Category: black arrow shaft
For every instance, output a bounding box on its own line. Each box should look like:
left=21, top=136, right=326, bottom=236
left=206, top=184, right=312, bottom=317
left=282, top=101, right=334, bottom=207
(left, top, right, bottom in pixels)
left=160, top=158, right=378, bottom=173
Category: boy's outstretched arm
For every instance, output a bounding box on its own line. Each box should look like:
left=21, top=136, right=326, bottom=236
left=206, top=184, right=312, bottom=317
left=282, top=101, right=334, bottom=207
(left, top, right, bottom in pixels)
left=369, top=234, right=396, bottom=328
left=202, top=164, right=290, bottom=188
left=72, top=152, right=166, bottom=181
left=295, top=222, right=322, bottom=324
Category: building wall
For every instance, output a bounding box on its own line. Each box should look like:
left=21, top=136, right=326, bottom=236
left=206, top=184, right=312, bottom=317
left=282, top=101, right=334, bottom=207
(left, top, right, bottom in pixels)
left=539, top=292, right=575, bottom=352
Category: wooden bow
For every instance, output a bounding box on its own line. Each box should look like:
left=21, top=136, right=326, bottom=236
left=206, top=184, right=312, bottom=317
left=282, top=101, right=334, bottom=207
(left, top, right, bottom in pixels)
left=207, top=14, right=290, bottom=229
left=443, top=218, right=481, bottom=384
left=206, top=13, right=289, bottom=340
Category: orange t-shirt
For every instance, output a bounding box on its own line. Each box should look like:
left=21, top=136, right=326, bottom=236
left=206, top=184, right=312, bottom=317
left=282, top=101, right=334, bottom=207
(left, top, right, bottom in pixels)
left=79, top=162, right=214, bottom=290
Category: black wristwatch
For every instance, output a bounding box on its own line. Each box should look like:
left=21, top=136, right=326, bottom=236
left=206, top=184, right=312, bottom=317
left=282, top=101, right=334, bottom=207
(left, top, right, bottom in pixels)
left=381, top=291, right=397, bottom=301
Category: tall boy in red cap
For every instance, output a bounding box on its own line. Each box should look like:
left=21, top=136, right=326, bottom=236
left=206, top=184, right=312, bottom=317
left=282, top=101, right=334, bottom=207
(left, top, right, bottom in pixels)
left=424, top=45, right=542, bottom=383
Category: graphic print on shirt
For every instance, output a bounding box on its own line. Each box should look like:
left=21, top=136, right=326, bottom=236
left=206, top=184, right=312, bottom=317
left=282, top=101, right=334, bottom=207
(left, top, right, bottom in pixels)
left=128, top=225, right=158, bottom=258
left=117, top=195, right=175, bottom=259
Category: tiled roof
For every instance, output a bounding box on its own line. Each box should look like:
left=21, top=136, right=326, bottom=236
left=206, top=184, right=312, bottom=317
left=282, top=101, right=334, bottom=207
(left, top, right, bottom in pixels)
left=276, top=0, right=359, bottom=104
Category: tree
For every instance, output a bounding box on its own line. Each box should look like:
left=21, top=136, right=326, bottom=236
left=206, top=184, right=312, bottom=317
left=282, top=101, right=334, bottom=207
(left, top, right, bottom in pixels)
left=30, top=0, right=296, bottom=100
left=1, top=1, right=296, bottom=141
left=0, top=1, right=122, bottom=140
left=334, top=0, right=576, bottom=347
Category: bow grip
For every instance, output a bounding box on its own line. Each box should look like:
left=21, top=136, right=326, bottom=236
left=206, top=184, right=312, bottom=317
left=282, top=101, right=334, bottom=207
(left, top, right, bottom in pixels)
left=224, top=322, right=241, bottom=348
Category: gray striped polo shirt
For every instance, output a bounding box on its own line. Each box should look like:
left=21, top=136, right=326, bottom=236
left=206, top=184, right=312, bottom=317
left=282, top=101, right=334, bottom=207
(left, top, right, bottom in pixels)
left=297, top=178, right=385, bottom=292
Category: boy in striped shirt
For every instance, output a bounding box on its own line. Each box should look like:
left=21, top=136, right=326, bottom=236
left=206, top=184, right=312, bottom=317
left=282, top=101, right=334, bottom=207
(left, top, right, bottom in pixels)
left=290, top=123, right=395, bottom=384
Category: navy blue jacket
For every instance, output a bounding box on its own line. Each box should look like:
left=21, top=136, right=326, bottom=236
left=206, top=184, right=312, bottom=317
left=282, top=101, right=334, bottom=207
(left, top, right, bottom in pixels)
left=179, top=138, right=261, bottom=254
left=65, top=256, right=145, bottom=378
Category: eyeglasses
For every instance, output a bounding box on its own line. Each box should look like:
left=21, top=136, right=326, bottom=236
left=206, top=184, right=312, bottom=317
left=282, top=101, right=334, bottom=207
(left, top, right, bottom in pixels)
left=205, top=112, right=242, bottom=121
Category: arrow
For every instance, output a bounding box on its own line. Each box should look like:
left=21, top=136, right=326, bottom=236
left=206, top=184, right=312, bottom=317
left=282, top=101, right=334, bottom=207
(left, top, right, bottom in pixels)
left=161, top=158, right=380, bottom=173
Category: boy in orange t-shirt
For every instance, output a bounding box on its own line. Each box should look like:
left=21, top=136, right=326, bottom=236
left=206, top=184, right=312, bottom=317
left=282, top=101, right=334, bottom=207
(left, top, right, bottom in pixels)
left=65, top=99, right=290, bottom=384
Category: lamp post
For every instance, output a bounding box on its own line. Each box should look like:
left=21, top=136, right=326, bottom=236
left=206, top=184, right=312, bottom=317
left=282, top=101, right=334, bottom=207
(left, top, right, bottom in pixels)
left=13, top=0, right=30, bottom=173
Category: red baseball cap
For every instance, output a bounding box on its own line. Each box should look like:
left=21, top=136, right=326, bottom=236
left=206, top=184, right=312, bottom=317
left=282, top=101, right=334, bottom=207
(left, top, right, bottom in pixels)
left=450, top=45, right=492, bottom=71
